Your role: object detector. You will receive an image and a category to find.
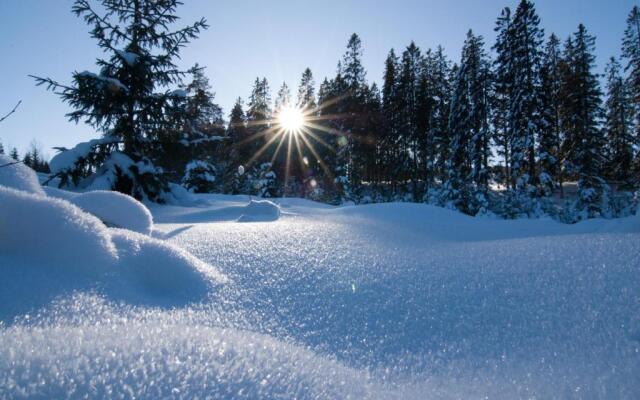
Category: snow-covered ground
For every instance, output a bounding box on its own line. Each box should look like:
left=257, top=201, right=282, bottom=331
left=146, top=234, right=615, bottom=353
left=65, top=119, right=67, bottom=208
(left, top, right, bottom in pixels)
left=1, top=163, right=639, bottom=398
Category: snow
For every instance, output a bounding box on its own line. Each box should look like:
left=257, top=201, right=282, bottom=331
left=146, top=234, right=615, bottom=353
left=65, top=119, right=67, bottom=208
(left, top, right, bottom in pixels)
left=0, top=154, right=45, bottom=195
left=49, top=137, right=116, bottom=174
left=0, top=185, right=225, bottom=323
left=170, top=88, right=187, bottom=98
left=69, top=190, right=154, bottom=234
left=115, top=49, right=139, bottom=66
left=1, top=173, right=639, bottom=398
left=237, top=199, right=281, bottom=222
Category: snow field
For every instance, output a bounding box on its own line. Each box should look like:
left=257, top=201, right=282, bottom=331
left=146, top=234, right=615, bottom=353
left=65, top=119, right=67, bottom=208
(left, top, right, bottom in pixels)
left=1, top=164, right=639, bottom=398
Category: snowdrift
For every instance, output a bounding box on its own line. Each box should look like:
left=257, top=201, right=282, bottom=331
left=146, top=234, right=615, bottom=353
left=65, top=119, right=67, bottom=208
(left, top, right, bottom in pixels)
left=0, top=186, right=226, bottom=322
left=1, top=171, right=639, bottom=399
left=0, top=154, right=45, bottom=195
left=237, top=199, right=281, bottom=222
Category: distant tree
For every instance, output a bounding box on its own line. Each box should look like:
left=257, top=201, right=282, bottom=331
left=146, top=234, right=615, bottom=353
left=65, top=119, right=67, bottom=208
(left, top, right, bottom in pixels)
left=443, top=30, right=491, bottom=215
left=245, top=77, right=272, bottom=165
left=275, top=82, right=292, bottom=111
left=226, top=98, right=249, bottom=193
left=296, top=68, right=316, bottom=111
left=562, top=25, right=608, bottom=220
left=0, top=140, right=4, bottom=155
left=32, top=0, right=207, bottom=201
left=509, top=0, right=545, bottom=200
left=621, top=5, right=640, bottom=185
left=603, top=57, right=634, bottom=185
left=538, top=34, right=563, bottom=196
left=492, top=7, right=514, bottom=190
left=9, top=147, right=19, bottom=161
left=381, top=49, right=401, bottom=194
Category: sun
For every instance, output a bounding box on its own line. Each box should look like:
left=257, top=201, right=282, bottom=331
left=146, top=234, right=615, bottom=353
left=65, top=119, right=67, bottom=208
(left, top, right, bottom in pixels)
left=278, top=105, right=305, bottom=133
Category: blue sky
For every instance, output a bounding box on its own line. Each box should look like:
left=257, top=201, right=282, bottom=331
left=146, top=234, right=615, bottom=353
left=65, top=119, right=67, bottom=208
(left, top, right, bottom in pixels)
left=0, top=0, right=636, bottom=159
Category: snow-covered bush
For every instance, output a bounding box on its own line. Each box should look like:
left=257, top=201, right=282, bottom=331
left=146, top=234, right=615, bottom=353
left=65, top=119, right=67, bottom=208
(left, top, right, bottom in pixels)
left=249, top=162, right=278, bottom=198
left=182, top=160, right=217, bottom=193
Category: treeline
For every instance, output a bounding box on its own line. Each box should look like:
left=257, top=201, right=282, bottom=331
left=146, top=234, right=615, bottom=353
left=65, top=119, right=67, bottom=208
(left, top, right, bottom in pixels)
left=39, top=0, right=639, bottom=222
left=0, top=140, right=50, bottom=173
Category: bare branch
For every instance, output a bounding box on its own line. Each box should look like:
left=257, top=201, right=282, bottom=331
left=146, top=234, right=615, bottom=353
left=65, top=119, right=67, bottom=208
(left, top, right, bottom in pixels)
left=0, top=160, right=23, bottom=169
left=0, top=100, right=22, bottom=124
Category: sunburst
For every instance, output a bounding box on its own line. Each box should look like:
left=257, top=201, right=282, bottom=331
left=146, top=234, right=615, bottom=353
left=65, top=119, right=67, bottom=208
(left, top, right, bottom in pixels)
left=234, top=95, right=354, bottom=195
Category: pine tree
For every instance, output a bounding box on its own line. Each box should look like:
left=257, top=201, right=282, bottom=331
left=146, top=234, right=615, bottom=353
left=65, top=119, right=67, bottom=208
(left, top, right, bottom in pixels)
left=275, top=82, right=292, bottom=111
left=381, top=49, right=401, bottom=196
left=563, top=25, right=608, bottom=220
left=9, top=148, right=19, bottom=161
left=538, top=34, right=563, bottom=197
left=397, top=42, right=423, bottom=200
left=427, top=46, right=452, bottom=201
left=296, top=68, right=316, bottom=111
left=226, top=98, right=249, bottom=193
left=603, top=57, right=634, bottom=185
left=509, top=0, right=545, bottom=197
left=245, top=77, right=272, bottom=166
left=443, top=31, right=490, bottom=215
left=0, top=140, right=4, bottom=155
left=621, top=5, right=640, bottom=185
left=32, top=0, right=207, bottom=201
left=492, top=7, right=514, bottom=190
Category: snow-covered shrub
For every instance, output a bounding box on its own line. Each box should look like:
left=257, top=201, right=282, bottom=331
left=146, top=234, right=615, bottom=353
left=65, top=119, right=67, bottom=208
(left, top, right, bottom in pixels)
left=0, top=154, right=45, bottom=196
left=249, top=162, right=278, bottom=198
left=53, top=147, right=170, bottom=202
left=182, top=160, right=216, bottom=193
left=237, top=199, right=281, bottom=222
left=572, top=176, right=612, bottom=221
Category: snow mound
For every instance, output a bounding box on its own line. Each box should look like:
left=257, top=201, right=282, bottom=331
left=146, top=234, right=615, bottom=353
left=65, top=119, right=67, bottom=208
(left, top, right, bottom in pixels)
left=107, top=229, right=227, bottom=306
left=69, top=190, right=153, bottom=234
left=237, top=199, right=281, bottom=222
left=0, top=304, right=377, bottom=399
left=43, top=185, right=78, bottom=201
left=0, top=154, right=45, bottom=195
left=0, top=186, right=226, bottom=322
left=0, top=186, right=117, bottom=266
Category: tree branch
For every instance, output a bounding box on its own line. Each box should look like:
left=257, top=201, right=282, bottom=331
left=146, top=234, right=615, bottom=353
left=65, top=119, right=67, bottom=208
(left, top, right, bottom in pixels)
left=0, top=100, right=22, bottom=124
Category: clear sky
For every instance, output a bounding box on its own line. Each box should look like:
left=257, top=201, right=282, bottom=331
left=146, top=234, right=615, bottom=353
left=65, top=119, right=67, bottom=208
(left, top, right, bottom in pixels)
left=0, top=0, right=636, bottom=160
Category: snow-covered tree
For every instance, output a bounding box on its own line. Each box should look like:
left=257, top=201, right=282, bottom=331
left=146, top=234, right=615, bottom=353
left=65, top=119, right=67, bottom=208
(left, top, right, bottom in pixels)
left=603, top=57, right=634, bottom=186
left=442, top=31, right=491, bottom=215
left=562, top=25, right=609, bottom=220
left=33, top=0, right=207, bottom=201
left=538, top=34, right=563, bottom=197
left=182, top=160, right=217, bottom=193
left=296, top=68, right=316, bottom=111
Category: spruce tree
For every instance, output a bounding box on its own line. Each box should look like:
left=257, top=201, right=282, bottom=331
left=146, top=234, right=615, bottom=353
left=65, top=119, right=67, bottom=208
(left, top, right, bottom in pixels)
left=427, top=46, right=452, bottom=201
left=9, top=148, right=19, bottom=161
left=275, top=82, right=292, bottom=111
left=621, top=5, right=640, bottom=185
left=603, top=57, right=634, bottom=185
left=339, top=34, right=368, bottom=199
left=443, top=31, right=490, bottom=215
left=245, top=77, right=272, bottom=166
left=33, top=0, right=207, bottom=201
left=296, top=68, right=316, bottom=111
left=538, top=34, right=563, bottom=197
left=381, top=49, right=401, bottom=196
left=225, top=98, right=248, bottom=192
left=492, top=7, right=514, bottom=190
left=563, top=25, right=608, bottom=220
left=397, top=42, right=423, bottom=200
left=0, top=140, right=4, bottom=155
